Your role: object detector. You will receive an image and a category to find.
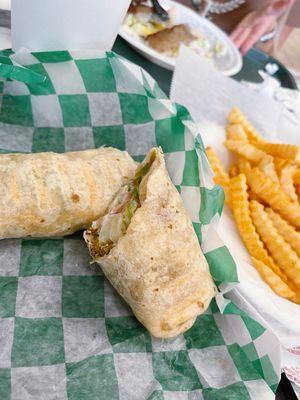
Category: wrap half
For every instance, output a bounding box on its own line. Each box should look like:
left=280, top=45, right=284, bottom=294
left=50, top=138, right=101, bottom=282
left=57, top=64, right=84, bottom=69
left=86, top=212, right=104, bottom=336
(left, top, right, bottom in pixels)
left=84, top=148, right=216, bottom=338
left=0, top=148, right=136, bottom=238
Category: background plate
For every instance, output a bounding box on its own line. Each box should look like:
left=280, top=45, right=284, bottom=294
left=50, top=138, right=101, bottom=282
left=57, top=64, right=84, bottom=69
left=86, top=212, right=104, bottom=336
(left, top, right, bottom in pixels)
left=119, top=0, right=242, bottom=76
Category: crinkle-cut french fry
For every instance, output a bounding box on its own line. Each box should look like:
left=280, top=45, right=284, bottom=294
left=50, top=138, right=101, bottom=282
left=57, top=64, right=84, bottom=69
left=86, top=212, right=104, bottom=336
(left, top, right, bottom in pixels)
left=236, top=158, right=262, bottom=201
left=284, top=279, right=300, bottom=304
left=254, top=142, right=300, bottom=163
left=251, top=257, right=295, bottom=299
left=205, top=146, right=229, bottom=186
left=280, top=276, right=300, bottom=304
left=205, top=147, right=230, bottom=203
left=274, top=158, right=289, bottom=175
left=248, top=190, right=261, bottom=202
left=258, top=155, right=279, bottom=183
left=288, top=281, right=300, bottom=304
left=280, top=164, right=298, bottom=202
left=247, top=168, right=300, bottom=228
left=225, top=140, right=266, bottom=164
left=294, top=169, right=300, bottom=185
left=250, top=200, right=300, bottom=290
left=229, top=175, right=286, bottom=280
left=266, top=208, right=300, bottom=257
left=226, top=124, right=248, bottom=141
left=227, top=108, right=263, bottom=143
left=229, top=164, right=239, bottom=178
left=290, top=293, right=300, bottom=305
left=237, top=157, right=252, bottom=176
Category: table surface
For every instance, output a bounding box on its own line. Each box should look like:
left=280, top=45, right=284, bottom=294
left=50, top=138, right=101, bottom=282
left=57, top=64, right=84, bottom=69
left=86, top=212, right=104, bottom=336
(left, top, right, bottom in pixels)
left=113, top=36, right=297, bottom=95
left=112, top=35, right=298, bottom=400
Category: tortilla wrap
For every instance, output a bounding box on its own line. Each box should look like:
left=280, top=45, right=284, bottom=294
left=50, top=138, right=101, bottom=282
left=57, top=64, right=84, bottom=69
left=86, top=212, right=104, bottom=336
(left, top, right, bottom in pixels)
left=0, top=148, right=136, bottom=238
left=84, top=148, right=216, bottom=338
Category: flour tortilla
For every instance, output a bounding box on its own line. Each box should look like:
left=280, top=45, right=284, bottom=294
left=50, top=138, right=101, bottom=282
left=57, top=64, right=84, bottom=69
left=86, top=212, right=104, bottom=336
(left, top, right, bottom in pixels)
left=84, top=148, right=216, bottom=338
left=0, top=148, right=136, bottom=238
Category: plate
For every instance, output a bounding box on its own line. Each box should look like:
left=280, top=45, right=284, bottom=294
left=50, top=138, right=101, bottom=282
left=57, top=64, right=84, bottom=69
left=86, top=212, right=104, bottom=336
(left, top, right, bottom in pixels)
left=119, top=0, right=242, bottom=76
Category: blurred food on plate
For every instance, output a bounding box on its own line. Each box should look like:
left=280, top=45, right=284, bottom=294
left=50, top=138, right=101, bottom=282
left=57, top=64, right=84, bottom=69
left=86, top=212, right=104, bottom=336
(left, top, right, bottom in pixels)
left=147, top=24, right=196, bottom=55
left=123, top=0, right=226, bottom=60
left=146, top=23, right=226, bottom=57
left=125, top=1, right=172, bottom=37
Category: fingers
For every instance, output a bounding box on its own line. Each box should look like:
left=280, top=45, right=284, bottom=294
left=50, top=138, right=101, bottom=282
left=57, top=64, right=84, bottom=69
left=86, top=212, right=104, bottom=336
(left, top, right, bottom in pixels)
left=230, top=24, right=244, bottom=42
left=229, top=0, right=291, bottom=55
left=240, top=19, right=275, bottom=55
left=230, top=12, right=254, bottom=51
left=240, top=31, right=262, bottom=55
left=231, top=26, right=252, bottom=50
left=231, top=15, right=276, bottom=55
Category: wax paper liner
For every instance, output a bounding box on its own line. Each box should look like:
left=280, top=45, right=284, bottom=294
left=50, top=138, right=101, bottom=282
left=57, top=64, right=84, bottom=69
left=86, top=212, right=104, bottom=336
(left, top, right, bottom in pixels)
left=0, top=49, right=279, bottom=399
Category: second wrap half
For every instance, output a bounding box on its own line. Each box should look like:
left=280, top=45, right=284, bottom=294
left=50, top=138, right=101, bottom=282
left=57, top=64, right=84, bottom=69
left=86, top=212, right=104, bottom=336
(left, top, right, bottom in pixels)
left=84, top=148, right=216, bottom=338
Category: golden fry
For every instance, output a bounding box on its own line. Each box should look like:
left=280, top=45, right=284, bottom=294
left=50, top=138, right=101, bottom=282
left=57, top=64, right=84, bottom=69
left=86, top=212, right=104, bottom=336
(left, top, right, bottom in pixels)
left=247, top=168, right=300, bottom=228
left=248, top=190, right=261, bottom=202
left=284, top=280, right=300, bottom=304
left=205, top=147, right=230, bottom=203
left=289, top=293, right=300, bottom=305
left=229, top=175, right=286, bottom=280
left=258, top=155, right=279, bottom=183
left=274, top=158, right=288, bottom=175
left=226, top=124, right=248, bottom=141
left=251, top=257, right=295, bottom=299
left=280, top=164, right=298, bottom=202
left=265, top=208, right=300, bottom=257
left=229, top=164, right=239, bottom=178
left=294, top=169, right=300, bottom=185
left=224, top=140, right=266, bottom=164
left=254, top=142, right=300, bottom=163
left=205, top=147, right=229, bottom=186
left=236, top=158, right=261, bottom=201
left=237, top=157, right=252, bottom=176
left=227, top=108, right=263, bottom=143
left=250, top=200, right=300, bottom=290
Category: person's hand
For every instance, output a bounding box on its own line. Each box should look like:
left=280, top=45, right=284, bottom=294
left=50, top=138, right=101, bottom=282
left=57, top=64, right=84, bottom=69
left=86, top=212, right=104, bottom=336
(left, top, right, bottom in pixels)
left=230, top=0, right=294, bottom=55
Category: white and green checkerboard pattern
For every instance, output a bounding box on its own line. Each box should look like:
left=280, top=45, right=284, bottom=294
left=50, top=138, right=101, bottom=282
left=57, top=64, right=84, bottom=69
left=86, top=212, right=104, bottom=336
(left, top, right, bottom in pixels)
left=0, top=49, right=278, bottom=399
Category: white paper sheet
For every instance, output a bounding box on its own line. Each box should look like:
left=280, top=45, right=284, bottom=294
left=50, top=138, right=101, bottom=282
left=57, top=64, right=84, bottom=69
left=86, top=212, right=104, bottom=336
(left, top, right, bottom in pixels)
left=170, top=46, right=300, bottom=389
left=11, top=0, right=131, bottom=51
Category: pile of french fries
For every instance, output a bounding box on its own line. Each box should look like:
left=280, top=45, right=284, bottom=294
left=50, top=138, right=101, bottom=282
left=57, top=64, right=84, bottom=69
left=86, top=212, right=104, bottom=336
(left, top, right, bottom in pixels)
left=206, top=108, right=300, bottom=304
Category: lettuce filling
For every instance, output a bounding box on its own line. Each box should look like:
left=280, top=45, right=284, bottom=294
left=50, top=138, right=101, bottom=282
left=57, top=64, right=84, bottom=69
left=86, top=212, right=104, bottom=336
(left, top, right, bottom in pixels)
left=95, top=161, right=150, bottom=256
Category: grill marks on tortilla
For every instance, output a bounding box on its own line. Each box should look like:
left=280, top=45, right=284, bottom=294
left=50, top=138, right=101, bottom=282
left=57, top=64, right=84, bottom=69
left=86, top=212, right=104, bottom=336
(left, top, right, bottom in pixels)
left=71, top=194, right=80, bottom=203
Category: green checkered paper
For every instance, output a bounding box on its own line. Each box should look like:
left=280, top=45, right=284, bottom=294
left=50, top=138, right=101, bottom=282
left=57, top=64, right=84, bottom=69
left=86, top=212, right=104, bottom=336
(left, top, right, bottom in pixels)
left=0, top=49, right=279, bottom=399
